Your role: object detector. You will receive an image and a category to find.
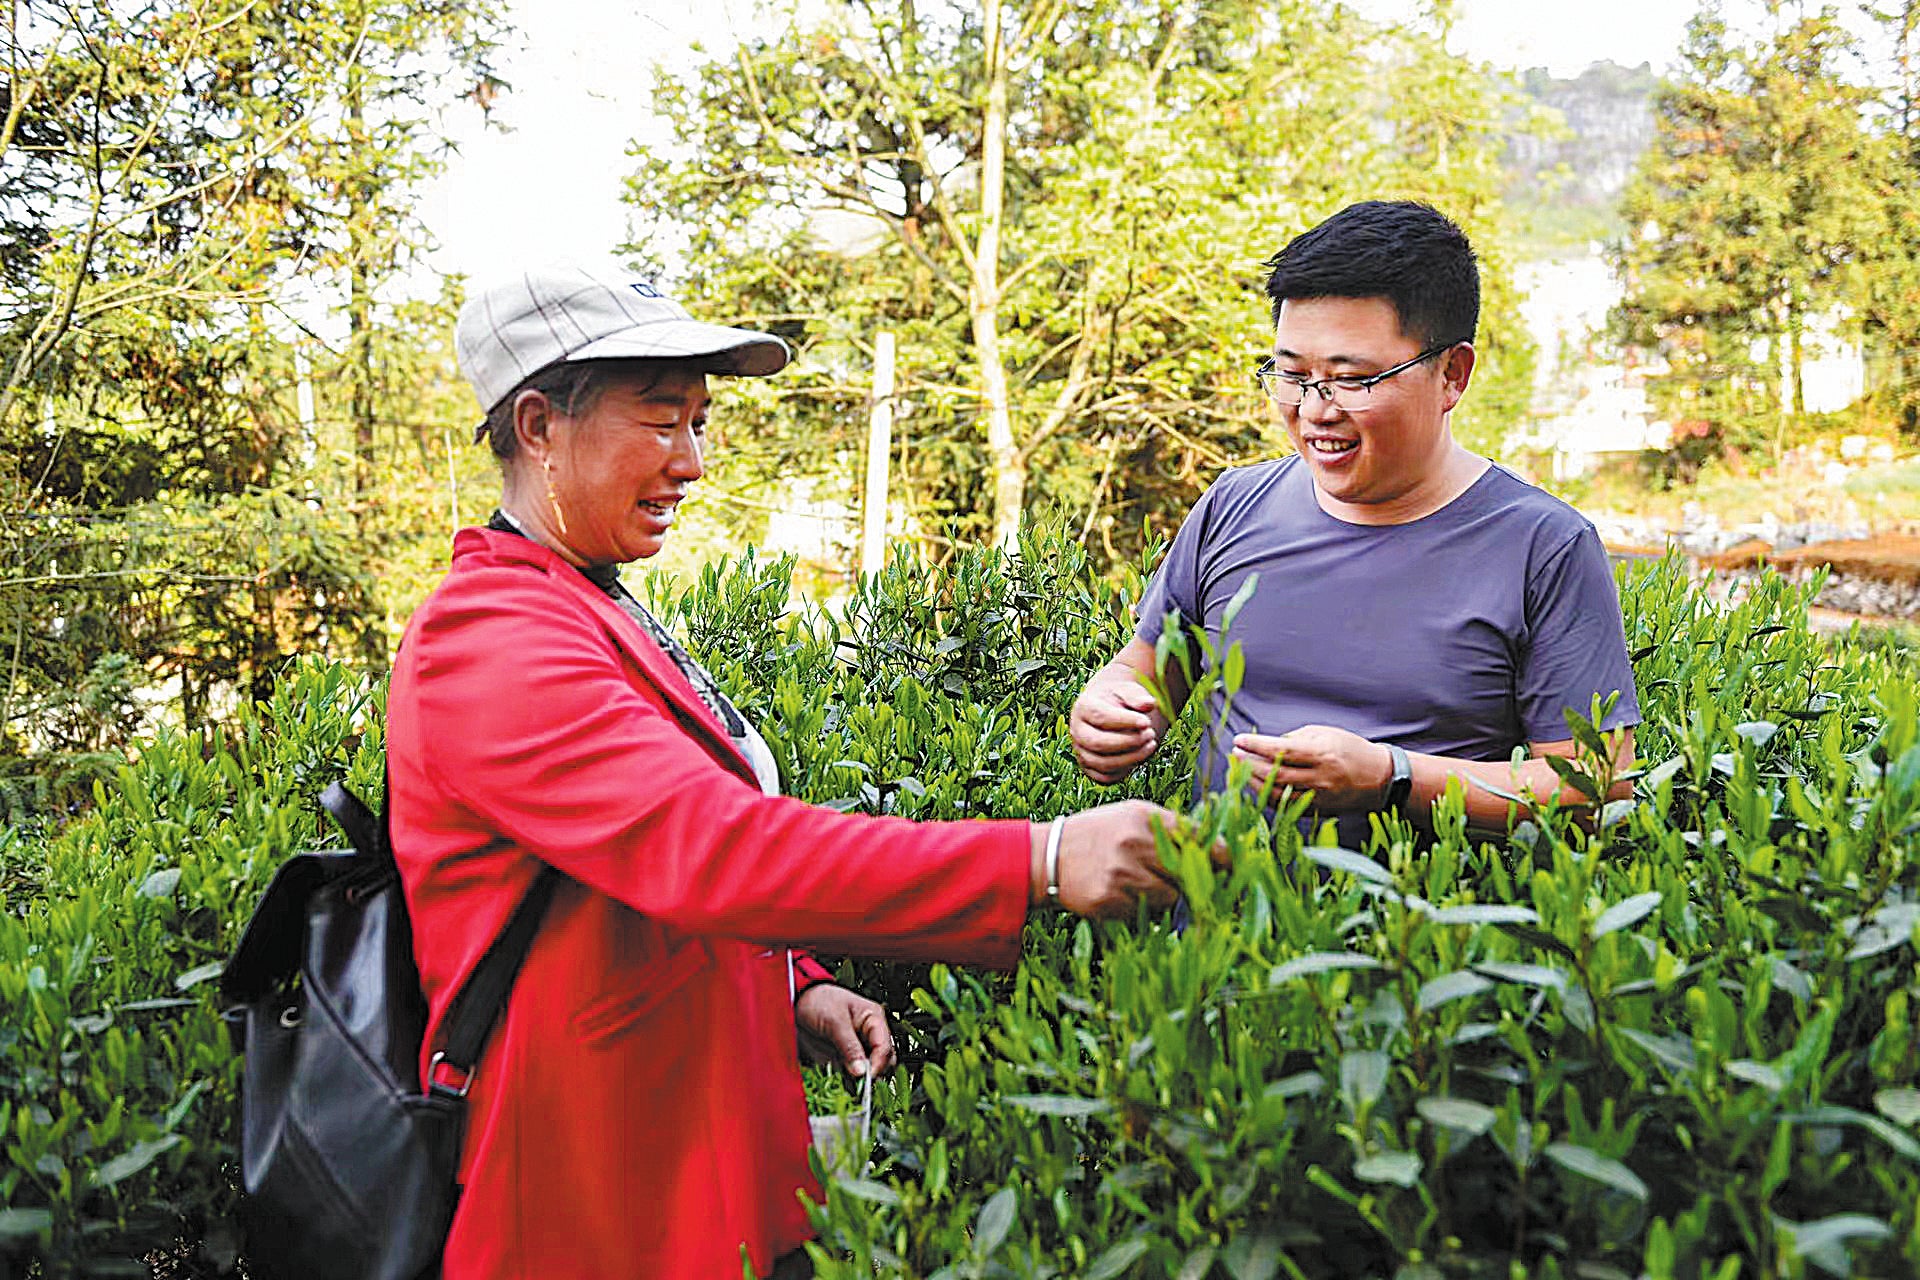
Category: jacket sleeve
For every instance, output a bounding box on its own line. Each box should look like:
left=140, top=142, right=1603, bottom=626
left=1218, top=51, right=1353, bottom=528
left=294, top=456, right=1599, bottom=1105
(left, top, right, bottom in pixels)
left=406, top=566, right=1030, bottom=967
left=791, top=951, right=836, bottom=1001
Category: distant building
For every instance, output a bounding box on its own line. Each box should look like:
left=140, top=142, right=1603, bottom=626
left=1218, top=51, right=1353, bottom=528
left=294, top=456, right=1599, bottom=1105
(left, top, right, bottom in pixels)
left=1513, top=254, right=1669, bottom=478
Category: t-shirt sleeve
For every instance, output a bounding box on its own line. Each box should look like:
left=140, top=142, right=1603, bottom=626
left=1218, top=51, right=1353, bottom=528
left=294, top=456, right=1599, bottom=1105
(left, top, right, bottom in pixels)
left=1517, top=525, right=1643, bottom=743
left=1134, top=481, right=1219, bottom=644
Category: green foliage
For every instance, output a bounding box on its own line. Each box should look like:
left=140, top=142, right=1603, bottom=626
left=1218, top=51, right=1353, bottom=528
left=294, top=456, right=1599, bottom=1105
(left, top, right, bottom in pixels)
left=0, top=493, right=383, bottom=810
left=1, top=659, right=385, bottom=1275
left=1612, top=3, right=1917, bottom=460
left=628, top=0, right=1536, bottom=556
left=6, top=534, right=1920, bottom=1277
left=788, top=552, right=1920, bottom=1279
left=2, top=0, right=501, bottom=819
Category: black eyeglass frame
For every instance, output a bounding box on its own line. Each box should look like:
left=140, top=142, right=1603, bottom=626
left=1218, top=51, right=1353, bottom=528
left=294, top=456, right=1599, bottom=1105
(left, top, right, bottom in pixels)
left=1254, top=340, right=1465, bottom=410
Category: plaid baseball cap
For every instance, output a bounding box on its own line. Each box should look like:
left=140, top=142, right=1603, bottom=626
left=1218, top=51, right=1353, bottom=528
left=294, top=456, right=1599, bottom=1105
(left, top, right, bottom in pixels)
left=455, top=264, right=791, bottom=416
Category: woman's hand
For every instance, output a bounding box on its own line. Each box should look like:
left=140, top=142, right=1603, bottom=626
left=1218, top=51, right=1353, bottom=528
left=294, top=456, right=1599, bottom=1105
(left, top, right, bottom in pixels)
left=1231, top=725, right=1392, bottom=813
left=795, top=983, right=895, bottom=1078
left=1033, top=800, right=1195, bottom=918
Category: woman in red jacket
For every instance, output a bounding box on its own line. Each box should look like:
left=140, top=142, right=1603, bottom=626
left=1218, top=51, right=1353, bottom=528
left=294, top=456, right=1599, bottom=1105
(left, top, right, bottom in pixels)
left=387, top=264, right=1183, bottom=1279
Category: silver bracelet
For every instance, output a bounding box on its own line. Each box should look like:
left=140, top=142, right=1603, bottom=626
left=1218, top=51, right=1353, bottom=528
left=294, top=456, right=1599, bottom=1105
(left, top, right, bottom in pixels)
left=1044, top=815, right=1067, bottom=901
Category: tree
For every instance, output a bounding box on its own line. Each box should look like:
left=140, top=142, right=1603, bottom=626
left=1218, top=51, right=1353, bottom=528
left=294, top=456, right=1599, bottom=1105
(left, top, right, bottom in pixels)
left=628, top=0, right=1534, bottom=556
left=0, top=0, right=503, bottom=813
left=1612, top=3, right=1887, bottom=460
left=1861, top=0, right=1920, bottom=433
left=0, top=0, right=505, bottom=486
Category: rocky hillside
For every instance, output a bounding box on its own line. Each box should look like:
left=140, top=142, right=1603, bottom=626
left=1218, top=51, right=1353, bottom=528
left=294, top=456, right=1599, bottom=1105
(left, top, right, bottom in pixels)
left=1505, top=61, right=1660, bottom=250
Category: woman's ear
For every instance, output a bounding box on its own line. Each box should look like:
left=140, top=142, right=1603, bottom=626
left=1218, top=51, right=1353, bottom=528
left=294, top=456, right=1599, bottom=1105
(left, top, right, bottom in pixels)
left=1440, top=343, right=1476, bottom=414
left=512, top=388, right=555, bottom=461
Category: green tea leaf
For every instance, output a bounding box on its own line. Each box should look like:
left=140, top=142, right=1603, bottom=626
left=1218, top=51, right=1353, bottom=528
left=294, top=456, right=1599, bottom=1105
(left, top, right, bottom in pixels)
left=1416, top=1096, right=1498, bottom=1135
left=1793, top=1107, right=1920, bottom=1163
left=1085, top=1239, right=1149, bottom=1280
left=1770, top=958, right=1815, bottom=1003
left=1222, top=1230, right=1282, bottom=1280
left=1873, top=1088, right=1920, bottom=1128
left=1340, top=1050, right=1390, bottom=1110
left=1599, top=799, right=1638, bottom=828
left=1726, top=1060, right=1786, bottom=1092
left=1427, top=904, right=1539, bottom=926
left=1641, top=755, right=1686, bottom=790
left=835, top=1178, right=902, bottom=1205
left=1353, top=1150, right=1422, bottom=1186
left=1301, top=846, right=1394, bottom=885
left=163, top=1079, right=211, bottom=1132
left=1270, top=952, right=1384, bottom=984
left=1494, top=922, right=1578, bottom=961
left=117, top=996, right=197, bottom=1012
left=1417, top=970, right=1493, bottom=1013
left=1176, top=1246, right=1218, bottom=1280
left=1592, top=892, right=1662, bottom=938
left=1756, top=897, right=1826, bottom=933
left=1619, top=1028, right=1698, bottom=1074
left=974, top=1186, right=1016, bottom=1256
left=138, top=868, right=182, bottom=899
left=174, top=961, right=225, bottom=991
left=1778, top=1214, right=1892, bottom=1275
left=1546, top=754, right=1603, bottom=804
left=1221, top=573, right=1261, bottom=635
left=1004, top=1094, right=1109, bottom=1118
left=1470, top=774, right=1527, bottom=805
left=1473, top=962, right=1567, bottom=990
left=1844, top=904, right=1919, bottom=961
left=89, top=1135, right=181, bottom=1188
left=1264, top=1072, right=1325, bottom=1100
left=1544, top=1142, right=1647, bottom=1200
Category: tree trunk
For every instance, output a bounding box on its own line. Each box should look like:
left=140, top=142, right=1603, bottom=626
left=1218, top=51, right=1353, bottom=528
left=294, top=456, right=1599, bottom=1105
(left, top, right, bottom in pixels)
left=973, top=0, right=1021, bottom=550
left=346, top=58, right=375, bottom=501
left=1787, top=286, right=1805, bottom=419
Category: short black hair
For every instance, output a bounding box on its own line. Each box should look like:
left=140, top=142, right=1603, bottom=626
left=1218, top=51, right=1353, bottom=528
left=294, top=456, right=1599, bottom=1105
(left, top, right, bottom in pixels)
left=1263, top=201, right=1479, bottom=348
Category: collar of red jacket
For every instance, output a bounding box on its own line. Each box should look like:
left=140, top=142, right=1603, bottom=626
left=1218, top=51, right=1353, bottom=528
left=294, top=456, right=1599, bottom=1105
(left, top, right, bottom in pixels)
left=446, top=525, right=761, bottom=788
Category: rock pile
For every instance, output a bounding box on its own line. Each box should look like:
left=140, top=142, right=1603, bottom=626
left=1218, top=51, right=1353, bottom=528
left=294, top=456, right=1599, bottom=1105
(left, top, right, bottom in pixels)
left=1594, top=513, right=1920, bottom=622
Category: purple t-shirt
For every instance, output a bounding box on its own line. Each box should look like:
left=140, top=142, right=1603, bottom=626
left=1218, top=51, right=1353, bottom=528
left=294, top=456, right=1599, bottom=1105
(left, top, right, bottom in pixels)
left=1136, top=456, right=1641, bottom=799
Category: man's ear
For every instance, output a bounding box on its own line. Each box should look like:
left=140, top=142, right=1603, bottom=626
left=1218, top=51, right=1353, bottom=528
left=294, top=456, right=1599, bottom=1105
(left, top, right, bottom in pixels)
left=511, top=388, right=555, bottom=460
left=1440, top=343, right=1476, bottom=413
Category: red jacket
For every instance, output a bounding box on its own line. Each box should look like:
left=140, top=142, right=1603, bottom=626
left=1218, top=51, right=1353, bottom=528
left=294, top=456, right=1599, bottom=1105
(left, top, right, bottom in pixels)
left=387, top=528, right=1030, bottom=1278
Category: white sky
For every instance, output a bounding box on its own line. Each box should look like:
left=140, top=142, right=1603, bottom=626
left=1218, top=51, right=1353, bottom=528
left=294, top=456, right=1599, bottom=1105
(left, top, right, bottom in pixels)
left=416, top=0, right=1701, bottom=285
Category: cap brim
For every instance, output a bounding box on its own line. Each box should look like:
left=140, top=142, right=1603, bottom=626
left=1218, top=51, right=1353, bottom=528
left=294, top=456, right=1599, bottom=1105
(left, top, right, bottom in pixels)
left=567, top=320, right=790, bottom=376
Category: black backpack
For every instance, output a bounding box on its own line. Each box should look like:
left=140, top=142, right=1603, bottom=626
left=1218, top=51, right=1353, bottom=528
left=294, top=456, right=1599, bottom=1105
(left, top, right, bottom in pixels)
left=220, top=781, right=558, bottom=1280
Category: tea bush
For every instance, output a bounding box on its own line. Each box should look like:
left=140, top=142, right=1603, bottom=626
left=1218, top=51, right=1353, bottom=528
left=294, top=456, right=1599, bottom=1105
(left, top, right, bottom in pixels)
left=2, top=533, right=1916, bottom=1278
left=1, top=664, right=387, bottom=1274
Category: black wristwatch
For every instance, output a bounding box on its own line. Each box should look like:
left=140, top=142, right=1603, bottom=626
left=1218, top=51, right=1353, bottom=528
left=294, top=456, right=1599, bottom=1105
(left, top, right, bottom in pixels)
left=1382, top=743, right=1413, bottom=813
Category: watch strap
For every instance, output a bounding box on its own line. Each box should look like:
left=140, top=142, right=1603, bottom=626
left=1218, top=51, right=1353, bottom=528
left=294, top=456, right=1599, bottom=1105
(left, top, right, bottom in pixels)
left=1383, top=743, right=1413, bottom=813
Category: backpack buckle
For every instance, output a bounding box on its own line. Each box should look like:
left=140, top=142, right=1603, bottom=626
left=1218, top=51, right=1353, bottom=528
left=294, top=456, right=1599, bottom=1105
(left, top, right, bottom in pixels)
left=426, top=1052, right=475, bottom=1099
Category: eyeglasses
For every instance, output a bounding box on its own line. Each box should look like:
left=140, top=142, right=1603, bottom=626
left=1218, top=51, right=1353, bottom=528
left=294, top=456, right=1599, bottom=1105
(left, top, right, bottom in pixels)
left=1254, top=341, right=1460, bottom=413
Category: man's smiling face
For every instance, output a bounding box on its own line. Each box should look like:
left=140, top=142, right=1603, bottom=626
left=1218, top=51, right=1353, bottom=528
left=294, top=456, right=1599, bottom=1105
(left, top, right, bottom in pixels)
left=1270, top=295, right=1470, bottom=521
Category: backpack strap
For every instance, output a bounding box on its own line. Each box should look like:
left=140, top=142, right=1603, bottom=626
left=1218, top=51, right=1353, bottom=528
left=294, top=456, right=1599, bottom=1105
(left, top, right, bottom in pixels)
left=326, top=771, right=563, bottom=1100
left=320, top=781, right=387, bottom=863
left=425, top=865, right=562, bottom=1098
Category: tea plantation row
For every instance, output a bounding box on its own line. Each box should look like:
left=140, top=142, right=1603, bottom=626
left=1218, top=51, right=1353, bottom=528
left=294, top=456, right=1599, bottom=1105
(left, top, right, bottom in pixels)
left=2, top=532, right=1917, bottom=1278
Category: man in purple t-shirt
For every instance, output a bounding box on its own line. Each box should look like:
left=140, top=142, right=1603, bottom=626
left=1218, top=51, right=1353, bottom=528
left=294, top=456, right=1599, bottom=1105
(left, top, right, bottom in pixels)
left=1069, top=201, right=1640, bottom=831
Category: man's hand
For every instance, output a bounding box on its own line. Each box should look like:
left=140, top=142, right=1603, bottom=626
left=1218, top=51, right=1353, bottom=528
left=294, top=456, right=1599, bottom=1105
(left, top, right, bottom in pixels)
left=1232, top=725, right=1392, bottom=814
left=795, top=983, right=895, bottom=1079
left=1070, top=676, right=1164, bottom=785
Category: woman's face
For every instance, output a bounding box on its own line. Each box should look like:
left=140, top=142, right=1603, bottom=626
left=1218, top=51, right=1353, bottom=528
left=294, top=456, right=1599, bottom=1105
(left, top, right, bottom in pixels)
left=544, top=367, right=709, bottom=565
